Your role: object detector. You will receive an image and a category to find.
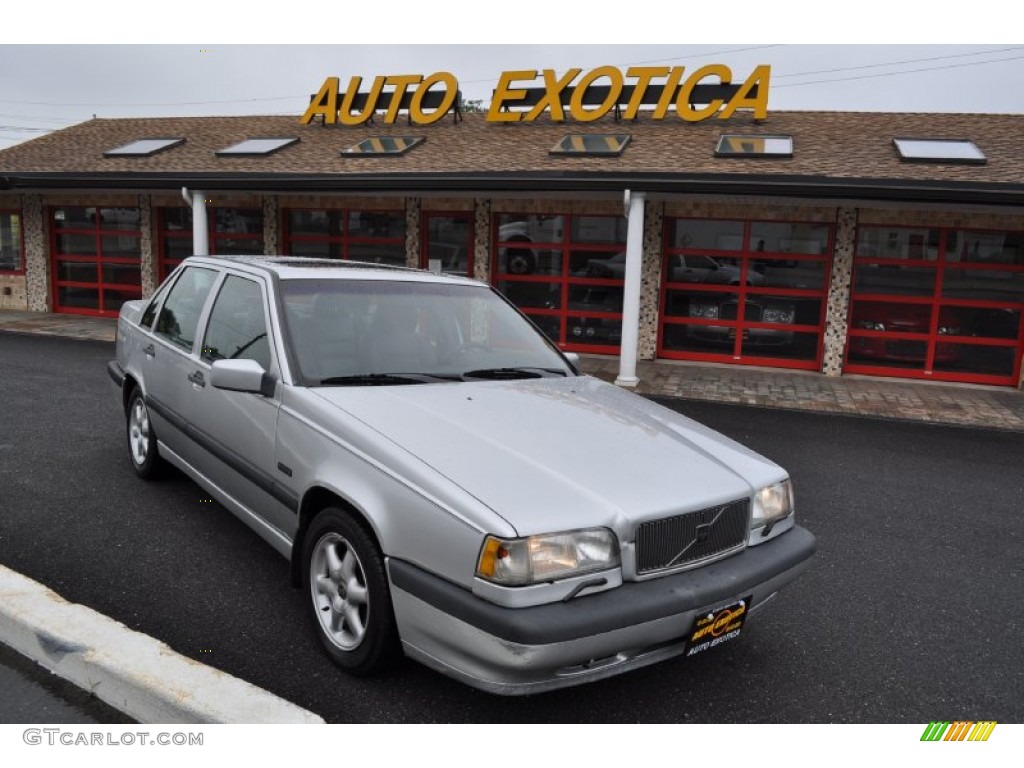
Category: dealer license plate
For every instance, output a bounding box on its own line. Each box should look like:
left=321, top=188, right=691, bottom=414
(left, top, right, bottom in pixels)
left=684, top=596, right=752, bottom=657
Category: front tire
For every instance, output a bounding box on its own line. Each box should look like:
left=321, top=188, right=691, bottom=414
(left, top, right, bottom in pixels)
left=126, top=387, right=164, bottom=479
left=302, top=508, right=399, bottom=675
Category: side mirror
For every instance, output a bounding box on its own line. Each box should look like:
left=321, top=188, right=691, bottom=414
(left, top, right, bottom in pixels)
left=211, top=359, right=275, bottom=396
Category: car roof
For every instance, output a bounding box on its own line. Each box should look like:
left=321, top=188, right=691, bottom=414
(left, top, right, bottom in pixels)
left=179, top=255, right=482, bottom=286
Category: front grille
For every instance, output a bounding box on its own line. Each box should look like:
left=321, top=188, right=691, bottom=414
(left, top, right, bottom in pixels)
left=635, top=499, right=749, bottom=574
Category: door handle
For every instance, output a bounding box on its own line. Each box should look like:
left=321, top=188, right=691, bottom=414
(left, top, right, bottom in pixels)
left=143, top=343, right=155, bottom=357
left=187, top=371, right=205, bottom=388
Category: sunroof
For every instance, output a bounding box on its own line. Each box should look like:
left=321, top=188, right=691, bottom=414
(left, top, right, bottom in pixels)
left=893, top=138, right=986, bottom=164
left=342, top=137, right=425, bottom=156
left=716, top=135, right=793, bottom=158
left=104, top=138, right=185, bottom=157
left=550, top=134, right=630, bottom=156
left=216, top=137, right=299, bottom=156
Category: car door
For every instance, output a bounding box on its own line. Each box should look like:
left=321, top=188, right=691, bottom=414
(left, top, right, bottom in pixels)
left=185, top=271, right=295, bottom=539
left=146, top=265, right=220, bottom=466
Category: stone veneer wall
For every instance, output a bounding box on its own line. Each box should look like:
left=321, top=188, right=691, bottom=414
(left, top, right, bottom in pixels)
left=23, top=194, right=48, bottom=312
left=639, top=200, right=664, bottom=360
left=473, top=199, right=491, bottom=283
left=138, top=194, right=156, bottom=297
left=405, top=198, right=421, bottom=268
left=821, top=207, right=857, bottom=376
left=262, top=195, right=279, bottom=255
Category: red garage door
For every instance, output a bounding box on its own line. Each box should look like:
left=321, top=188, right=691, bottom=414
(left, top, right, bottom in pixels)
left=847, top=225, right=1024, bottom=386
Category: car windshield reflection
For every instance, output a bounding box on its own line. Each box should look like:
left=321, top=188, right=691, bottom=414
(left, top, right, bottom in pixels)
left=281, top=278, right=572, bottom=384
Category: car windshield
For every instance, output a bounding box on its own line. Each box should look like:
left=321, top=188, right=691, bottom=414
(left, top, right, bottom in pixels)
left=280, top=278, right=572, bottom=384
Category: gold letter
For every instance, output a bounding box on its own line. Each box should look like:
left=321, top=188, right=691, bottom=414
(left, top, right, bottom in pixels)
left=300, top=77, right=339, bottom=125
left=624, top=66, right=669, bottom=119
left=410, top=71, right=458, bottom=124
left=676, top=64, right=731, bottom=122
left=525, top=68, right=581, bottom=122
left=487, top=70, right=537, bottom=123
left=568, top=66, right=624, bottom=123
left=338, top=75, right=387, bottom=126
left=653, top=67, right=684, bottom=119
left=382, top=75, right=424, bottom=123
left=719, top=65, right=771, bottom=120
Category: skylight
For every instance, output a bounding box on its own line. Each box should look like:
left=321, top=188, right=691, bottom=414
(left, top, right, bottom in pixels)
left=715, top=135, right=793, bottom=158
left=342, top=137, right=425, bottom=156
left=216, top=137, right=299, bottom=156
left=893, top=138, right=986, bottom=164
left=104, top=138, right=185, bottom=157
left=550, top=134, right=631, bottom=156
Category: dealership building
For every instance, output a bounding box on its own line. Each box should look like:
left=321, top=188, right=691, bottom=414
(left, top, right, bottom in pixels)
left=1, top=67, right=1023, bottom=388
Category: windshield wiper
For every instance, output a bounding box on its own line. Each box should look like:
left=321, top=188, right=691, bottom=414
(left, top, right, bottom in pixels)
left=462, top=367, right=568, bottom=380
left=319, top=373, right=460, bottom=386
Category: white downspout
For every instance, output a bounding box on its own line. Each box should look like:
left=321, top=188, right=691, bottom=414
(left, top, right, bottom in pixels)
left=181, top=187, right=209, bottom=256
left=615, top=190, right=646, bottom=388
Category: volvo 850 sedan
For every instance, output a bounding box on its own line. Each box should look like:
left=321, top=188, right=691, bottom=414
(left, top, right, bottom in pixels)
left=108, top=255, right=816, bottom=695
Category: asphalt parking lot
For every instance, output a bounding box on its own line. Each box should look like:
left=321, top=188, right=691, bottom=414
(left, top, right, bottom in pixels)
left=1, top=331, right=1021, bottom=723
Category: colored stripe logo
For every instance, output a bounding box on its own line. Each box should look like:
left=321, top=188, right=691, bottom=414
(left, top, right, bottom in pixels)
left=921, top=721, right=997, bottom=741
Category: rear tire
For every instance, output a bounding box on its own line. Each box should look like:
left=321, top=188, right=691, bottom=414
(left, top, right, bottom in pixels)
left=302, top=507, right=399, bottom=675
left=126, top=387, right=164, bottom=479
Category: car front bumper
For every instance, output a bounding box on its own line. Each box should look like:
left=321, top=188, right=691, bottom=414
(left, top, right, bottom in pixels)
left=387, top=525, right=816, bottom=695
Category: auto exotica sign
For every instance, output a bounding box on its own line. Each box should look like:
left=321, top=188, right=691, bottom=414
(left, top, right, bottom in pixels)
left=300, top=65, right=770, bottom=126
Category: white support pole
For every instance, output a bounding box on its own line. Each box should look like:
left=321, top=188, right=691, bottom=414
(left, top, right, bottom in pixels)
left=182, top=187, right=209, bottom=256
left=615, top=190, right=646, bottom=388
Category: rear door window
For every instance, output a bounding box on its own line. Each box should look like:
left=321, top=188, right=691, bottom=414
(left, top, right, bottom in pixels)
left=154, top=266, right=217, bottom=352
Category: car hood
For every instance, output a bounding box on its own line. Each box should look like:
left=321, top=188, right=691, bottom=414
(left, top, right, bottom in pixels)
left=311, top=376, right=784, bottom=536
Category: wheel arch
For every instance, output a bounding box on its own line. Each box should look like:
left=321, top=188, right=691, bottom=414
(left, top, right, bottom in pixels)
left=291, top=486, right=384, bottom=588
left=122, top=373, right=141, bottom=414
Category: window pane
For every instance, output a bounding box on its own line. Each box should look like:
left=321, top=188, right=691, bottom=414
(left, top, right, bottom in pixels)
left=289, top=240, right=341, bottom=259
left=347, top=211, right=404, bottom=239
left=854, top=264, right=937, bottom=296
left=162, top=208, right=192, bottom=231
left=932, top=344, right=1015, bottom=377
left=99, top=208, right=140, bottom=230
left=571, top=248, right=626, bottom=277
left=56, top=233, right=96, bottom=256
left=496, top=215, right=565, bottom=245
left=102, top=263, right=141, bottom=286
left=850, top=300, right=933, bottom=336
left=202, top=276, right=271, bottom=370
left=425, top=215, right=470, bottom=275
left=525, top=313, right=561, bottom=344
left=742, top=330, right=818, bottom=360
left=53, top=207, right=98, bottom=228
left=857, top=227, right=940, bottom=261
left=103, top=288, right=143, bottom=313
left=567, top=285, right=623, bottom=313
left=668, top=219, right=744, bottom=251
left=163, top=237, right=193, bottom=262
left=57, top=286, right=99, bottom=309
left=954, top=307, right=1021, bottom=340
left=941, top=269, right=1024, bottom=303
left=749, top=223, right=829, bottom=255
left=101, top=235, right=141, bottom=258
left=57, top=260, right=98, bottom=282
left=496, top=246, right=563, bottom=276
left=566, top=315, right=621, bottom=346
left=945, top=231, right=1024, bottom=265
left=666, top=254, right=746, bottom=285
left=754, top=258, right=827, bottom=290
left=288, top=210, right=340, bottom=236
left=214, top=208, right=262, bottom=235
left=155, top=267, right=218, bottom=351
left=0, top=213, right=22, bottom=270
left=215, top=237, right=264, bottom=256
left=570, top=216, right=627, bottom=245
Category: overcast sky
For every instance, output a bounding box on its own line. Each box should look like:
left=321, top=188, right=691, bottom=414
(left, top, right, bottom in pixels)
left=2, top=3, right=1022, bottom=151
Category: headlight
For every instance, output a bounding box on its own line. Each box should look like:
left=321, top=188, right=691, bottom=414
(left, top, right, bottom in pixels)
left=690, top=301, right=720, bottom=319
left=937, top=325, right=961, bottom=335
left=752, top=480, right=794, bottom=528
left=476, top=528, right=620, bottom=586
left=762, top=307, right=795, bottom=324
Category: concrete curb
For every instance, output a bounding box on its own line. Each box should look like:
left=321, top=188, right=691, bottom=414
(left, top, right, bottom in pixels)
left=0, top=565, right=324, bottom=724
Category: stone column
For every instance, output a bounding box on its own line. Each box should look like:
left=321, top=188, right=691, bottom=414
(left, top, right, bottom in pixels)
left=821, top=207, right=858, bottom=376
left=138, top=194, right=156, bottom=297
left=405, top=197, right=421, bottom=268
left=638, top=199, right=664, bottom=361
left=23, top=194, right=49, bottom=312
left=472, top=198, right=491, bottom=283
left=262, top=194, right=279, bottom=255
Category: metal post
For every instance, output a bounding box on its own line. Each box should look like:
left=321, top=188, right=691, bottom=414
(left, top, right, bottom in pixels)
left=182, top=187, right=209, bottom=256
left=615, top=190, right=646, bottom=388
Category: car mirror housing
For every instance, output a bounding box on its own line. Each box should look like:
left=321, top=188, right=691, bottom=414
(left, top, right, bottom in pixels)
left=211, top=359, right=274, bottom=396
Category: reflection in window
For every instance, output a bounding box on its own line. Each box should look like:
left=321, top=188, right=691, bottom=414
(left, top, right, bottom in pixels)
left=749, top=222, right=829, bottom=255
left=155, top=267, right=217, bottom=351
left=857, top=227, right=940, bottom=261
left=0, top=212, right=22, bottom=271
left=945, top=231, right=1024, bottom=265
left=282, top=208, right=406, bottom=267
left=669, top=219, right=744, bottom=251
left=202, top=276, right=271, bottom=370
